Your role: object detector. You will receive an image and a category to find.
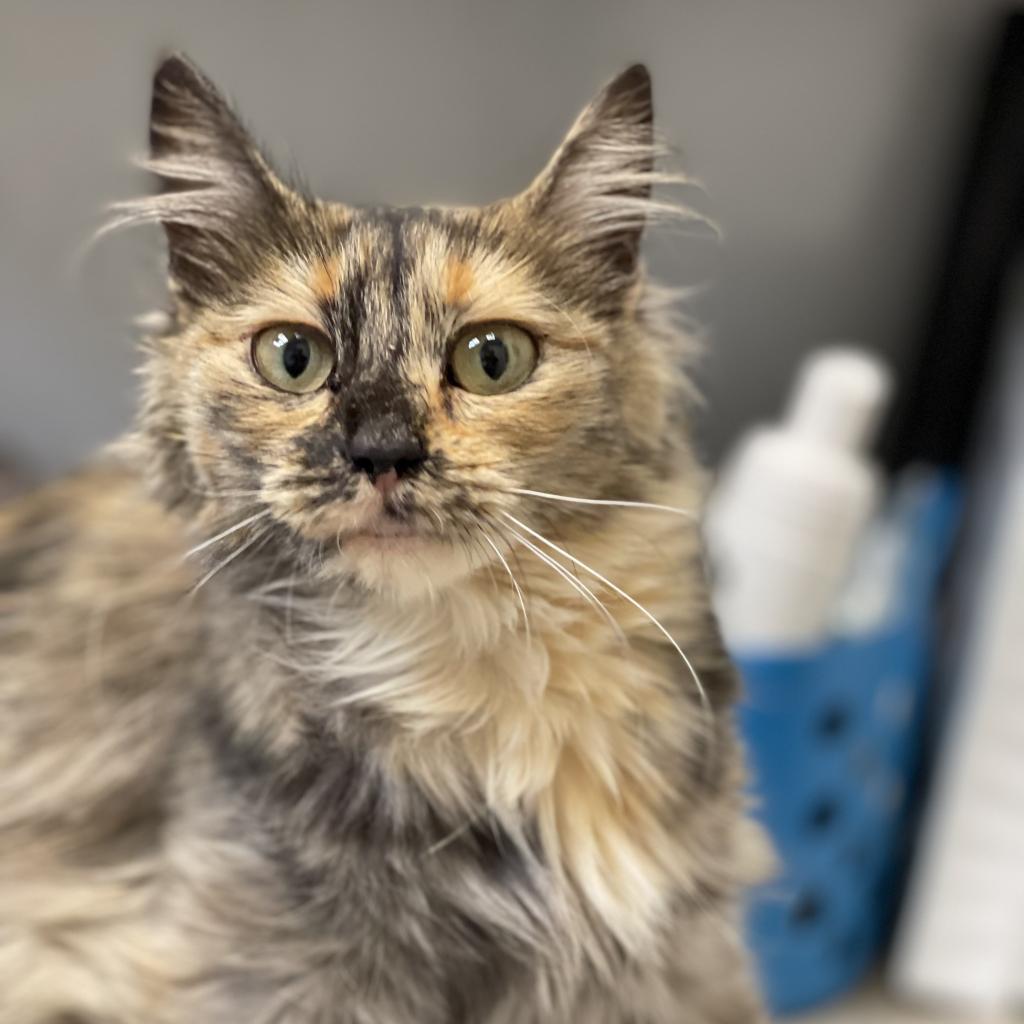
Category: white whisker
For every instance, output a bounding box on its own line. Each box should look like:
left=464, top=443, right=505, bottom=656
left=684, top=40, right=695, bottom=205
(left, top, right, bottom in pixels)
left=184, top=509, right=271, bottom=559
left=190, top=529, right=268, bottom=595
left=477, top=526, right=532, bottom=644
left=507, top=487, right=695, bottom=520
left=426, top=820, right=474, bottom=857
left=500, top=511, right=710, bottom=727
left=500, top=524, right=626, bottom=647
left=457, top=523, right=497, bottom=588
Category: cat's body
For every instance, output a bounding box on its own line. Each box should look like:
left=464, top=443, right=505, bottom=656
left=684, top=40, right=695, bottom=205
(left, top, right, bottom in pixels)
left=0, top=57, right=766, bottom=1022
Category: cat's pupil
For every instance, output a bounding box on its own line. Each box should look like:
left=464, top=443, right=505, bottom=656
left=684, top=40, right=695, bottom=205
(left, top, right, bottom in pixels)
left=282, top=336, right=311, bottom=379
left=479, top=335, right=508, bottom=380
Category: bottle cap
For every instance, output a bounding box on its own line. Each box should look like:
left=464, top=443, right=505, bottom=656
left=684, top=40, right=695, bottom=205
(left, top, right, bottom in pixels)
left=786, top=347, right=892, bottom=451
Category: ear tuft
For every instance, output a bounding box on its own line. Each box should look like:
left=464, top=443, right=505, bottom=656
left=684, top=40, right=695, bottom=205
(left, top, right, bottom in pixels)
left=590, top=63, right=653, bottom=138
left=518, top=64, right=672, bottom=312
left=103, top=53, right=300, bottom=308
left=148, top=52, right=261, bottom=176
left=150, top=53, right=216, bottom=151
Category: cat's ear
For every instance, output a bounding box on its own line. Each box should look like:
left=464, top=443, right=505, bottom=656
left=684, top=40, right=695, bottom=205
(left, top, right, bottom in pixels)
left=517, top=64, right=658, bottom=309
left=123, top=54, right=298, bottom=307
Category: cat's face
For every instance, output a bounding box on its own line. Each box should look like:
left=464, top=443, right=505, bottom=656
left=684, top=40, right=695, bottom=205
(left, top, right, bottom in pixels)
left=130, top=57, right=691, bottom=597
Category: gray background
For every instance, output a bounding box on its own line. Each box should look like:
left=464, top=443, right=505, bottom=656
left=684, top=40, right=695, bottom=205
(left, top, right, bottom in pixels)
left=0, top=0, right=1011, bottom=480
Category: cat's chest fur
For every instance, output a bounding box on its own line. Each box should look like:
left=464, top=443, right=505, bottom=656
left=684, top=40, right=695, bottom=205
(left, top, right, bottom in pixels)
left=186, top=548, right=709, bottom=1008
left=0, top=472, right=760, bottom=1023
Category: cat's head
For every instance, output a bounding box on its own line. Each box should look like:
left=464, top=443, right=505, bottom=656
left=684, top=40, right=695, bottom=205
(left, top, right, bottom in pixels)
left=124, top=55, right=698, bottom=598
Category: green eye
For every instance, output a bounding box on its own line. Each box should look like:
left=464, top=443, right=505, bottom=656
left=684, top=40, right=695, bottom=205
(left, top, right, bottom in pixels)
left=252, top=325, right=335, bottom=394
left=448, top=323, right=537, bottom=396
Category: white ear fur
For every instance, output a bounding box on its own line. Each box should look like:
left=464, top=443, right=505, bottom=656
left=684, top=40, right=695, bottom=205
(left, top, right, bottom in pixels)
left=104, top=54, right=299, bottom=306
left=519, top=65, right=663, bottom=295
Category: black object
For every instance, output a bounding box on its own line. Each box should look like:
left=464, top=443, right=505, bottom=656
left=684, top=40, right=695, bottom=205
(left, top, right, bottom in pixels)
left=884, top=12, right=1024, bottom=471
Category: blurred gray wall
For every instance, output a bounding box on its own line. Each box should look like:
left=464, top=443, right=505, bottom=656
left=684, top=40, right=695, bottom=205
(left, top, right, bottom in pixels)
left=0, top=0, right=1012, bottom=479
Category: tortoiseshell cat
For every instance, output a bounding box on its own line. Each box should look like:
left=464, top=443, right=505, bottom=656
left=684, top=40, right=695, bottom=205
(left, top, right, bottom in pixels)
left=0, top=56, right=767, bottom=1023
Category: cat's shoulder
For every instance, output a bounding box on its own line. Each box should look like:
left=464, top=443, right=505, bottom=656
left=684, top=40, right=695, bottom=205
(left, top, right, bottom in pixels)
left=0, top=449, right=199, bottom=845
left=0, top=447, right=198, bottom=679
left=0, top=448, right=186, bottom=591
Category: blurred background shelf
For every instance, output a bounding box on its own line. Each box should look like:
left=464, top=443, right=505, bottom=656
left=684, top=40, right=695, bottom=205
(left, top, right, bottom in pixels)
left=801, top=984, right=1022, bottom=1024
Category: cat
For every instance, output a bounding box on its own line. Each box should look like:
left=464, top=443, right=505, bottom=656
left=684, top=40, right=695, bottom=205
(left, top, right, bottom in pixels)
left=0, top=54, right=768, bottom=1023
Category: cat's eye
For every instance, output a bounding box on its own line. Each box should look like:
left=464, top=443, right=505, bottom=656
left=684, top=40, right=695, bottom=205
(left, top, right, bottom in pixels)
left=251, top=325, right=335, bottom=394
left=447, top=323, right=537, bottom=396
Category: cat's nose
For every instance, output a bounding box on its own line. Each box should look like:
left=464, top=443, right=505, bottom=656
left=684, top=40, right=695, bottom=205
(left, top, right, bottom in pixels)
left=347, top=425, right=427, bottom=486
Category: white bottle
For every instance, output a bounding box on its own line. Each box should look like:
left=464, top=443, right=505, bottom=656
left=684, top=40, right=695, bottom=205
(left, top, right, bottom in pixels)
left=705, top=347, right=892, bottom=653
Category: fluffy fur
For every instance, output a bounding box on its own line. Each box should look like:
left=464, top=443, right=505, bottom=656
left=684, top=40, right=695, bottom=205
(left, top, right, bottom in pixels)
left=0, top=56, right=767, bottom=1022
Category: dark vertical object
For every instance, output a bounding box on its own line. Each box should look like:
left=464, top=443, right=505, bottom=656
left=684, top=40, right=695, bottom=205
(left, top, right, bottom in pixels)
left=884, top=13, right=1024, bottom=471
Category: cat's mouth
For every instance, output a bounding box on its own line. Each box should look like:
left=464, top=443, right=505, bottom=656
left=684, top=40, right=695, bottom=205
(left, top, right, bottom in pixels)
left=325, top=493, right=463, bottom=579
left=337, top=510, right=431, bottom=551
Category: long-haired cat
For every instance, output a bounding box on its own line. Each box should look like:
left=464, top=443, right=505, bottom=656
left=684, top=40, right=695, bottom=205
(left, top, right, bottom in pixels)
left=0, top=55, right=767, bottom=1023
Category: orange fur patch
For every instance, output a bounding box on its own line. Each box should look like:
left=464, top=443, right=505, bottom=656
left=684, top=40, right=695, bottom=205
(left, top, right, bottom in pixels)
left=308, top=253, right=345, bottom=303
left=443, top=257, right=475, bottom=307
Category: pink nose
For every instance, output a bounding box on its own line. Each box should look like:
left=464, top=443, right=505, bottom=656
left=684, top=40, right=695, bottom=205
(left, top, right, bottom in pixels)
left=373, top=468, right=400, bottom=496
